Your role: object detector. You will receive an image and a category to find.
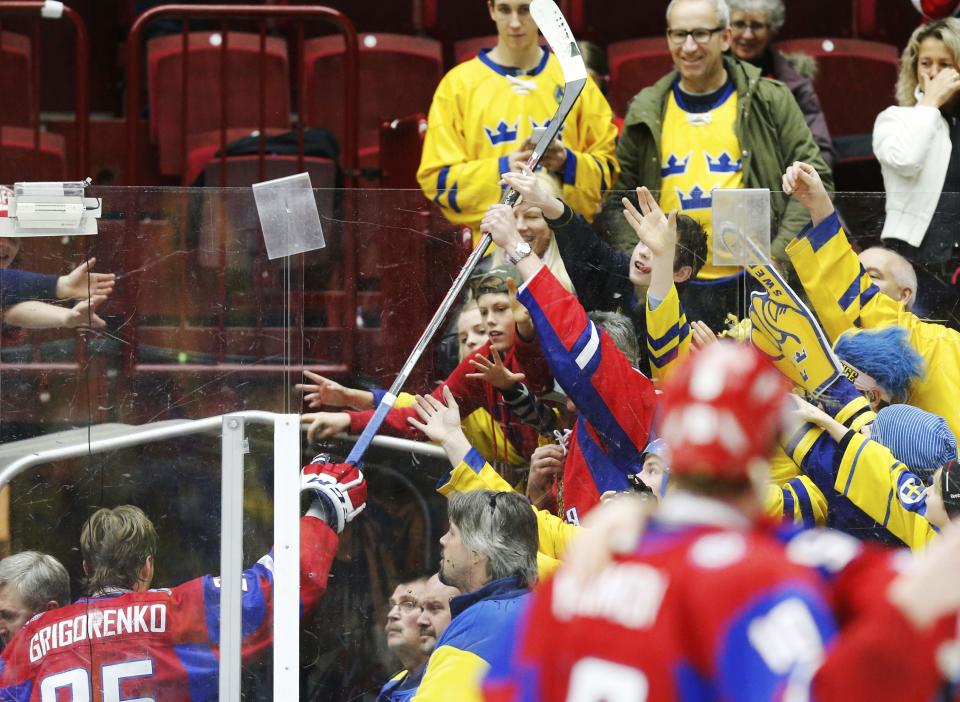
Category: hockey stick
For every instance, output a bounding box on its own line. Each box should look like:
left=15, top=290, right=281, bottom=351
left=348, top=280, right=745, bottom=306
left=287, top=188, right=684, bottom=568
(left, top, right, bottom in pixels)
left=342, top=0, right=587, bottom=466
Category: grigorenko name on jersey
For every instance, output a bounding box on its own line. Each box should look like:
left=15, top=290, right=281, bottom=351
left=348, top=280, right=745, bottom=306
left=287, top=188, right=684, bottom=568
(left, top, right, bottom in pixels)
left=29, top=603, right=168, bottom=663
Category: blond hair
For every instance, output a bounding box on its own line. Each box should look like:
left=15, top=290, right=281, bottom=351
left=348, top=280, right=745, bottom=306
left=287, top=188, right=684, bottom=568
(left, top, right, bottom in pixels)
left=896, top=18, right=960, bottom=106
left=493, top=172, right=577, bottom=294
left=81, top=505, right=158, bottom=593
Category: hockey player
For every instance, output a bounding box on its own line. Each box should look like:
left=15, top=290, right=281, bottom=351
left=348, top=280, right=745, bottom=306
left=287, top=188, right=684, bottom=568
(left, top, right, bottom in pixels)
left=0, top=458, right=367, bottom=700
left=483, top=342, right=960, bottom=702
left=417, top=0, right=619, bottom=246
left=480, top=195, right=661, bottom=522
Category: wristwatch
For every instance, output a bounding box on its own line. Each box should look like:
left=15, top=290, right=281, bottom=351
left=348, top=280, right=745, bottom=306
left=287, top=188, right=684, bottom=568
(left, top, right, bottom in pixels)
left=507, top=240, right=533, bottom=265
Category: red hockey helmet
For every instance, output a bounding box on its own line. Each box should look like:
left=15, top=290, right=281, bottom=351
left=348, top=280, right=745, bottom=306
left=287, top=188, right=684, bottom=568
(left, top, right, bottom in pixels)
left=658, top=342, right=789, bottom=480
left=912, top=0, right=960, bottom=19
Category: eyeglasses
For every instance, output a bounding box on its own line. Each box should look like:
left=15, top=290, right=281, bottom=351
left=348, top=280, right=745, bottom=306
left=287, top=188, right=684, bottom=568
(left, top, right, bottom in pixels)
left=390, top=600, right=421, bottom=614
left=666, top=26, right=726, bottom=45
left=730, top=19, right=769, bottom=33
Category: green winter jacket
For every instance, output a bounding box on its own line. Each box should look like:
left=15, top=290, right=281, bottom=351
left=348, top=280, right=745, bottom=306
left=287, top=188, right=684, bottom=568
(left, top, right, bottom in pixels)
left=602, top=56, right=833, bottom=264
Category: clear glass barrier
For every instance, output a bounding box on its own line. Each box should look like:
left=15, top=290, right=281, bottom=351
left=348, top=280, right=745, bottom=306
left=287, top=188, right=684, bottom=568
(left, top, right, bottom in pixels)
left=0, top=185, right=955, bottom=699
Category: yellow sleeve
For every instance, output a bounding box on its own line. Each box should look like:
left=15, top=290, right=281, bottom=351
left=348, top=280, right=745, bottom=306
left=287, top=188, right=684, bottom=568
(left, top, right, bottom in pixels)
left=785, top=211, right=912, bottom=342
left=645, top=283, right=690, bottom=384
left=412, top=645, right=487, bottom=702
left=437, top=448, right=580, bottom=564
left=559, top=78, right=619, bottom=224
left=417, top=71, right=505, bottom=229
left=763, top=474, right=828, bottom=528
left=786, top=213, right=960, bottom=441
left=460, top=408, right=529, bottom=469
left=834, top=431, right=938, bottom=551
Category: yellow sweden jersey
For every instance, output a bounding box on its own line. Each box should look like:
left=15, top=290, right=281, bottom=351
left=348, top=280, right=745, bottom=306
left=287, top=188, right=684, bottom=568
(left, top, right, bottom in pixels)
left=418, top=48, right=619, bottom=245
left=659, top=81, right=743, bottom=280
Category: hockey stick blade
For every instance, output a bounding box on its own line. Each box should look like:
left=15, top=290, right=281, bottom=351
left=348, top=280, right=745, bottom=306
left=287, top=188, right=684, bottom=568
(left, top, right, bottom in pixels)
left=343, top=0, right=587, bottom=467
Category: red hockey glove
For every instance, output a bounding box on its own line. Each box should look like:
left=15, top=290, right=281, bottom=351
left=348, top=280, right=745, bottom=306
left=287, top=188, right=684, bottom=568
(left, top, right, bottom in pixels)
left=301, top=454, right=367, bottom=534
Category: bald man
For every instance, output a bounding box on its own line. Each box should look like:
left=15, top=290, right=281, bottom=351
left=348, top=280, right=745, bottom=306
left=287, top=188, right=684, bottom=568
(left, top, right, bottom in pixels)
left=860, top=246, right=918, bottom=311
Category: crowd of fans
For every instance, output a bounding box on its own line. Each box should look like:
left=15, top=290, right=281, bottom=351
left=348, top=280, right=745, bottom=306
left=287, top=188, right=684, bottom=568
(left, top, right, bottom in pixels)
left=4, top=0, right=960, bottom=699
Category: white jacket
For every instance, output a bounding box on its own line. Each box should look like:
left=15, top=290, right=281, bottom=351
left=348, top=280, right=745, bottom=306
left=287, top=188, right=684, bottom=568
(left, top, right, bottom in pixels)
left=872, top=104, right=951, bottom=247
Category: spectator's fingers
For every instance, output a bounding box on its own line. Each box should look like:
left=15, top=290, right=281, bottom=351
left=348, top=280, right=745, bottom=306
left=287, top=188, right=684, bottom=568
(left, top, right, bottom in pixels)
left=407, top=416, right=430, bottom=433
left=410, top=397, right=432, bottom=422
left=423, top=393, right=446, bottom=413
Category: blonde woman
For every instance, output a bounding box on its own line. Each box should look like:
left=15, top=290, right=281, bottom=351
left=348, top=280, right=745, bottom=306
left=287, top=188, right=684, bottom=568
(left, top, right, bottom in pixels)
left=873, top=18, right=960, bottom=323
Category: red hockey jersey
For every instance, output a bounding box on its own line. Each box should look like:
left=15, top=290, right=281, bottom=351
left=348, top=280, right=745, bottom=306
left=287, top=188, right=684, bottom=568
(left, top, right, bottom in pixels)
left=0, top=516, right=338, bottom=701
left=484, top=493, right=951, bottom=702
left=517, top=266, right=657, bottom=523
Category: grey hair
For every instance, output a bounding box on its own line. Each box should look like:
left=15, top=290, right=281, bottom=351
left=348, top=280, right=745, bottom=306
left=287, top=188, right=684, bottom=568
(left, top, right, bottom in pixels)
left=0, top=551, right=70, bottom=611
left=666, top=0, right=731, bottom=27
left=589, top=311, right=639, bottom=368
left=447, top=490, right=538, bottom=589
left=862, top=246, right=919, bottom=311
left=726, top=0, right=785, bottom=34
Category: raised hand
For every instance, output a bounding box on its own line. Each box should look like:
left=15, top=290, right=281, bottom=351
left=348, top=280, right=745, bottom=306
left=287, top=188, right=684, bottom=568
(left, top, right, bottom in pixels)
left=303, top=411, right=351, bottom=444
left=782, top=161, right=833, bottom=225
left=505, top=276, right=535, bottom=342
left=621, top=186, right=677, bottom=259
left=920, top=67, right=960, bottom=109
left=466, top=345, right=526, bottom=390
left=295, top=370, right=370, bottom=410
left=407, top=386, right=466, bottom=449
left=501, top=166, right=563, bottom=218
left=66, top=295, right=108, bottom=330
left=527, top=443, right=565, bottom=510
left=480, top=204, right=521, bottom=250
left=56, top=258, right=116, bottom=300
left=690, top=320, right=718, bottom=350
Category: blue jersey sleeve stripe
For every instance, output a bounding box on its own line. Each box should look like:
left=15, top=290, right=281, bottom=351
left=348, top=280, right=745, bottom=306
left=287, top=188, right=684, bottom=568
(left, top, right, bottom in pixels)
left=790, top=478, right=816, bottom=528
left=837, top=272, right=863, bottom=311
left=782, top=486, right=795, bottom=523
left=562, top=148, right=577, bottom=185
left=433, top=166, right=450, bottom=207
left=448, top=181, right=461, bottom=213
left=647, top=323, right=681, bottom=351
left=174, top=643, right=219, bottom=701
left=649, top=346, right=679, bottom=368
left=799, top=210, right=842, bottom=253
left=590, top=155, right=607, bottom=193
left=858, top=285, right=879, bottom=309
left=842, top=439, right=869, bottom=497
left=464, top=447, right=487, bottom=474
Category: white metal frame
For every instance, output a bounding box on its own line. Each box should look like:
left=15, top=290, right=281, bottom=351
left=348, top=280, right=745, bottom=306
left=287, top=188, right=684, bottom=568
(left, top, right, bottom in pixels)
left=0, top=416, right=444, bottom=700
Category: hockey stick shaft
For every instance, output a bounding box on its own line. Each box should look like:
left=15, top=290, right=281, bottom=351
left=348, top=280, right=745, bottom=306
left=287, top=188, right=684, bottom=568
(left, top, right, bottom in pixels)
left=344, top=1, right=584, bottom=466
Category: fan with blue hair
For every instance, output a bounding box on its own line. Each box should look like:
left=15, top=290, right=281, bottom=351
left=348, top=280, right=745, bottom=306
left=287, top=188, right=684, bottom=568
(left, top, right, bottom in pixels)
left=833, top=327, right=925, bottom=404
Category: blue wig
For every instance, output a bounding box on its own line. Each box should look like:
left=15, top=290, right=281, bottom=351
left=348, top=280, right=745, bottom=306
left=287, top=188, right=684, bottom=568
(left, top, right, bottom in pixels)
left=834, top=327, right=924, bottom=401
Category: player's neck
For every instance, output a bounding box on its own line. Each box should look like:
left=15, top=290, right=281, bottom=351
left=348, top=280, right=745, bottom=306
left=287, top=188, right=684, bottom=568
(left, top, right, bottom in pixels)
left=488, top=42, right=543, bottom=72
left=678, top=66, right=729, bottom=96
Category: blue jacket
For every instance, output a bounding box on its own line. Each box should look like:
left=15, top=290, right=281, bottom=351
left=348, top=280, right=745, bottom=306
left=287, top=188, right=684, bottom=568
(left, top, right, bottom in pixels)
left=0, top=269, right=58, bottom=307
left=412, top=575, right=530, bottom=701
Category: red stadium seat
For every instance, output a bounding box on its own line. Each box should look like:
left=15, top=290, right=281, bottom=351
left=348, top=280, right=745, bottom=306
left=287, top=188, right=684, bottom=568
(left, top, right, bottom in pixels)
left=420, top=0, right=494, bottom=48
left=302, top=33, right=443, bottom=174
left=453, top=35, right=498, bottom=64
left=608, top=38, right=675, bottom=117
left=312, top=0, right=416, bottom=34
left=146, top=31, right=291, bottom=177
left=379, top=113, right=427, bottom=189
left=0, top=31, right=35, bottom=128
left=0, top=127, right=66, bottom=182
left=775, top=38, right=899, bottom=137
left=563, top=0, right=668, bottom=45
